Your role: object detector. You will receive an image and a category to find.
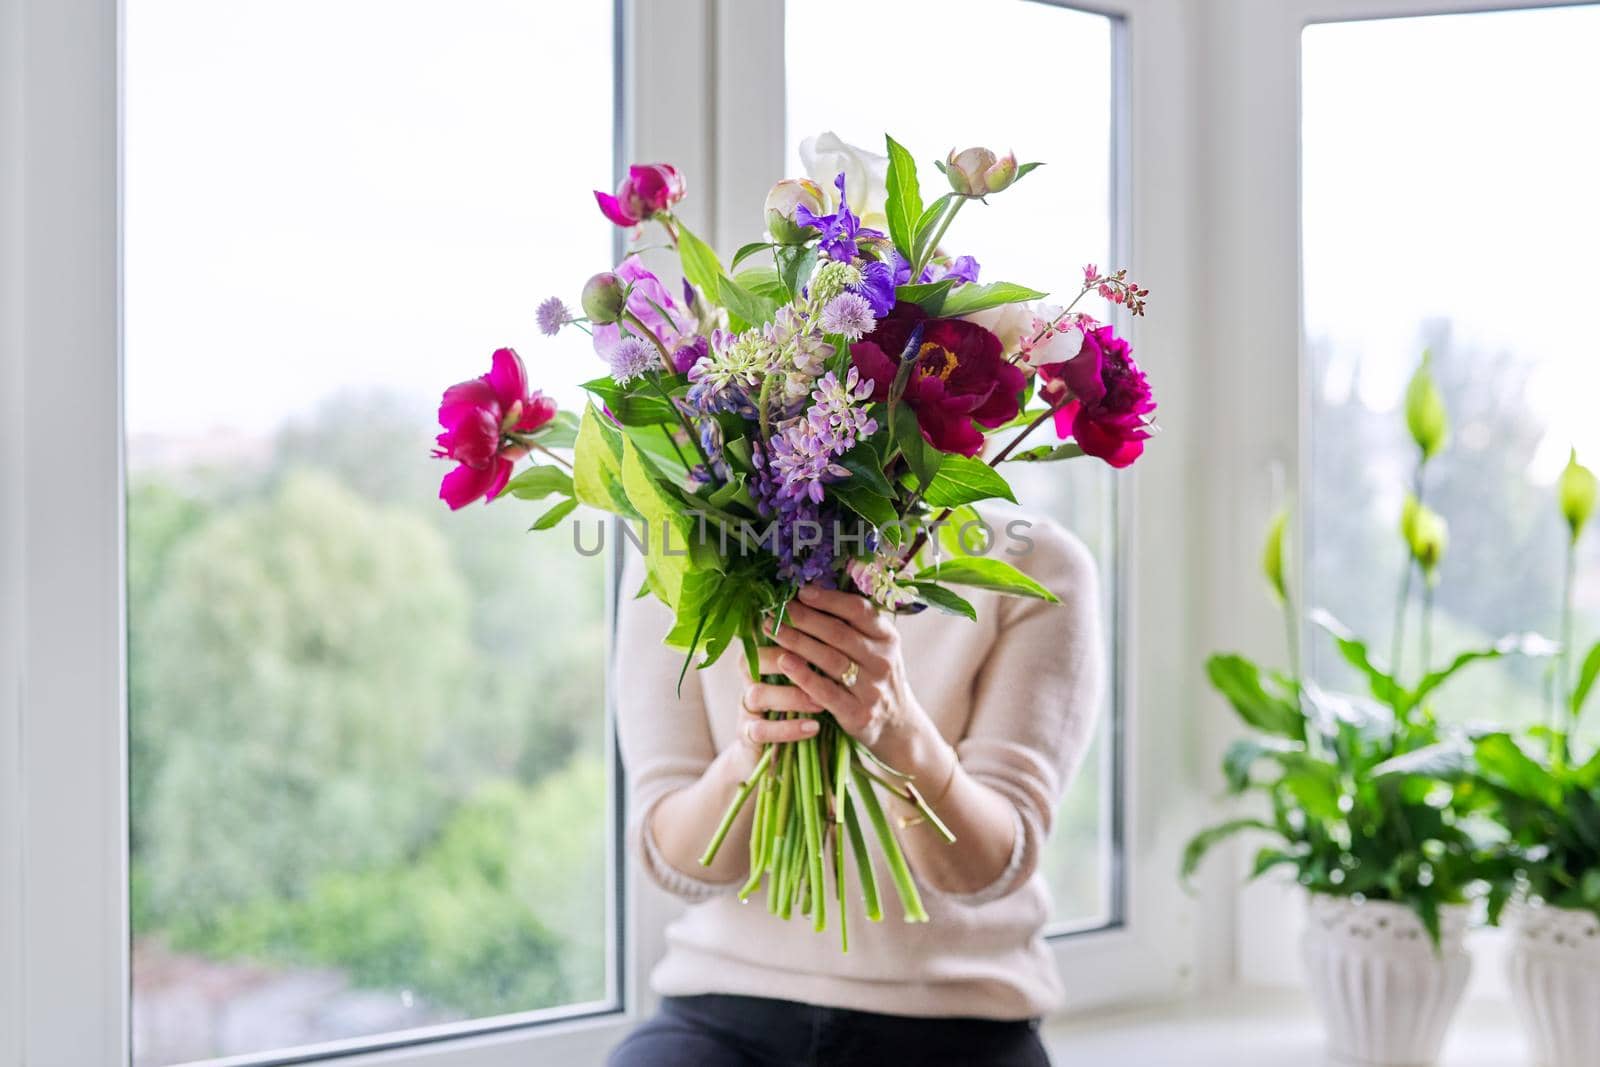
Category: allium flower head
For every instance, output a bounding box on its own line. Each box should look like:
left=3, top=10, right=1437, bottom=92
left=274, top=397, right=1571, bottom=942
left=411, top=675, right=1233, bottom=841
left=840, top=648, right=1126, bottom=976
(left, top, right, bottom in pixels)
left=810, top=260, right=865, bottom=305
left=820, top=293, right=876, bottom=341
left=607, top=335, right=659, bottom=384
left=537, top=297, right=571, bottom=337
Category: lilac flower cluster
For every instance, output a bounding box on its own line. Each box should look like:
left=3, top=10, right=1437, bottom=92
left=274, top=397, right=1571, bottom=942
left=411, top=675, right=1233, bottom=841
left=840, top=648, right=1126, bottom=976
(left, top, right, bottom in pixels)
left=767, top=369, right=877, bottom=506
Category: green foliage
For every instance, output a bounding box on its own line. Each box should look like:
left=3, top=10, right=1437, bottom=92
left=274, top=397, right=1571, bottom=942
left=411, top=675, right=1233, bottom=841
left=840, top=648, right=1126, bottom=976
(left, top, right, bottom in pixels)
left=938, top=281, right=1049, bottom=318
left=882, top=134, right=923, bottom=261
left=895, top=278, right=957, bottom=315
left=675, top=221, right=725, bottom=297
left=913, top=556, right=1059, bottom=602
left=920, top=454, right=1017, bottom=508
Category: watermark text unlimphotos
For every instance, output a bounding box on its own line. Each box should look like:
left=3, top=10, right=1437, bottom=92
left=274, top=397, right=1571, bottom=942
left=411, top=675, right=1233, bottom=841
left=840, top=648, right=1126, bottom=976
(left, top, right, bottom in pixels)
left=568, top=512, right=1037, bottom=559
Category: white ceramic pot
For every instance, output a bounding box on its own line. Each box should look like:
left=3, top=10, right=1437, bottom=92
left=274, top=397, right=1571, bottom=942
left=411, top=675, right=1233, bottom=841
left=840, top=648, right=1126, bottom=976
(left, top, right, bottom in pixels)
left=1507, top=903, right=1600, bottom=1067
left=1301, top=893, right=1472, bottom=1065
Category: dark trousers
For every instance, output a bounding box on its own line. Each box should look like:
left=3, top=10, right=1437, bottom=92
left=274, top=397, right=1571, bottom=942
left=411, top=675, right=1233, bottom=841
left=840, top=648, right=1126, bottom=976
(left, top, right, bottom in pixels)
left=606, top=993, right=1052, bottom=1067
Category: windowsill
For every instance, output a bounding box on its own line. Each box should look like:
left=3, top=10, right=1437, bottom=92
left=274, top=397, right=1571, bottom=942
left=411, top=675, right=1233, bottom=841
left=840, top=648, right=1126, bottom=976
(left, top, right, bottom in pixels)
left=1044, top=987, right=1524, bottom=1066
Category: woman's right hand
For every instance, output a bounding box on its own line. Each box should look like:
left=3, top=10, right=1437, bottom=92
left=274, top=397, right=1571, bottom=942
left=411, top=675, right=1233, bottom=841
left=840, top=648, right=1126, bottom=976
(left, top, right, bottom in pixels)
left=738, top=660, right=824, bottom=751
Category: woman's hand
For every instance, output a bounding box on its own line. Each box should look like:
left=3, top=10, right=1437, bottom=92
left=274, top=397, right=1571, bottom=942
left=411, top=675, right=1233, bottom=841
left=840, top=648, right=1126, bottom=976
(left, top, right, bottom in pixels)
left=744, top=584, right=938, bottom=766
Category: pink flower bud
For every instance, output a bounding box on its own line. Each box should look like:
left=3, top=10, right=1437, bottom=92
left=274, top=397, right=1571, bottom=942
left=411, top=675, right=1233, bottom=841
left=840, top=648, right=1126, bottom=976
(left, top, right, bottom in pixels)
left=944, top=147, right=1019, bottom=196
left=593, top=163, right=685, bottom=228
left=764, top=178, right=827, bottom=245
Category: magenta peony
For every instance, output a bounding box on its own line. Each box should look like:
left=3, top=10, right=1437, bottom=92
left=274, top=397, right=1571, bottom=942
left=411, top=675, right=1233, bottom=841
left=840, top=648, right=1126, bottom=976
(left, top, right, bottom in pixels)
left=594, top=163, right=685, bottom=228
left=851, top=303, right=1024, bottom=457
left=1037, top=323, right=1154, bottom=468
left=433, top=348, right=557, bottom=509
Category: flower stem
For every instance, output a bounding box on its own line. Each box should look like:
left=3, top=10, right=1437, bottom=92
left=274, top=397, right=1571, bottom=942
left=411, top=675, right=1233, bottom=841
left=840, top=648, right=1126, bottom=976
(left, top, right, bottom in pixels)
left=851, top=764, right=928, bottom=923
left=698, top=744, right=773, bottom=867
left=842, top=791, right=882, bottom=922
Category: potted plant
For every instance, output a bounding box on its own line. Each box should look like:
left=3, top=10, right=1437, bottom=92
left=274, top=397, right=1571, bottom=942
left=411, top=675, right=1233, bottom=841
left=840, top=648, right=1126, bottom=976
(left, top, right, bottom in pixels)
left=1185, top=354, right=1551, bottom=1065
left=1464, top=449, right=1600, bottom=1067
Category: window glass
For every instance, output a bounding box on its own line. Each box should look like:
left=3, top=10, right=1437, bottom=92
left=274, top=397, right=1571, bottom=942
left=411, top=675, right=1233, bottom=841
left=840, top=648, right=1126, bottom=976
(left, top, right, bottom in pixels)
left=1303, top=8, right=1600, bottom=729
left=125, top=3, right=618, bottom=1063
left=786, top=0, right=1120, bottom=930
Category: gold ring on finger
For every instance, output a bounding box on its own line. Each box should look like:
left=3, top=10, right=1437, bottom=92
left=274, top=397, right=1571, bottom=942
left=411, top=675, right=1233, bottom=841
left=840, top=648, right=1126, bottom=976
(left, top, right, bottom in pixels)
left=839, top=660, right=860, bottom=689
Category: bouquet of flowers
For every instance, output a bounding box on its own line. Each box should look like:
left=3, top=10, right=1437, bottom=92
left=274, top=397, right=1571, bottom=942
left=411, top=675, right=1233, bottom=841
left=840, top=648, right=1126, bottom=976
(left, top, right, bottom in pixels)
left=433, top=135, right=1156, bottom=946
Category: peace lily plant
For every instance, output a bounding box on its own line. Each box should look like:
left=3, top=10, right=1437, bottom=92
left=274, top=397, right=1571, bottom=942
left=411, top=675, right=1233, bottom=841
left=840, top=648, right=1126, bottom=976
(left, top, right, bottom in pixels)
left=1184, top=352, right=1554, bottom=1066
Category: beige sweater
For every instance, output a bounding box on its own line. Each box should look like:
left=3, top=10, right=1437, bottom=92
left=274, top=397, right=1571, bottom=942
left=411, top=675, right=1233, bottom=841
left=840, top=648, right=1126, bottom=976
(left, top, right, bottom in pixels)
left=615, top=514, right=1103, bottom=1021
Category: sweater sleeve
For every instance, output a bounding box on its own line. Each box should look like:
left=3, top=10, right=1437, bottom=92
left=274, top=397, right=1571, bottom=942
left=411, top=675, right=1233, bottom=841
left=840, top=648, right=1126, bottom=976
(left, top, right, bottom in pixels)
left=947, top=518, right=1105, bottom=905
left=614, top=555, right=741, bottom=902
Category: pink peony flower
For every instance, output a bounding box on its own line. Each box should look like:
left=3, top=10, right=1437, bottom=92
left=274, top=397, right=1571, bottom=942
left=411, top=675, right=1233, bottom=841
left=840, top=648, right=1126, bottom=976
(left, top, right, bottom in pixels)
left=433, top=348, right=557, bottom=509
left=594, top=163, right=685, bottom=228
left=1037, top=323, right=1155, bottom=469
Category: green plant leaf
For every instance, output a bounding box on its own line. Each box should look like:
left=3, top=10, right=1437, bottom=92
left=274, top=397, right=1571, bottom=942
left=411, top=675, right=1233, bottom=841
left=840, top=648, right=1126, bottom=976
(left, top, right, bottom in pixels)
left=920, top=454, right=1017, bottom=508
left=499, top=464, right=573, bottom=501
left=911, top=194, right=954, bottom=265
left=890, top=403, right=941, bottom=490
left=527, top=496, right=578, bottom=530
left=581, top=376, right=677, bottom=426
left=1005, top=442, right=1085, bottom=463
left=831, top=481, right=897, bottom=529
left=838, top=438, right=896, bottom=497
left=571, top=404, right=635, bottom=517
left=1474, top=732, right=1561, bottom=807
left=775, top=244, right=818, bottom=301
left=1406, top=632, right=1558, bottom=714
left=717, top=274, right=780, bottom=329
left=1206, top=654, right=1304, bottom=739
left=938, top=281, right=1050, bottom=318
left=1251, top=847, right=1299, bottom=879
left=619, top=436, right=713, bottom=608
left=529, top=409, right=580, bottom=450
left=895, top=278, right=957, bottom=315
left=1221, top=736, right=1297, bottom=793
left=676, top=223, right=725, bottom=297
left=914, top=556, right=1058, bottom=602
left=936, top=504, right=991, bottom=559
left=1372, top=739, right=1473, bottom=779
left=1310, top=609, right=1402, bottom=708
left=1181, top=818, right=1274, bottom=883
left=905, top=581, right=976, bottom=620
left=1572, top=640, right=1600, bottom=718
left=732, top=265, right=786, bottom=302
left=883, top=134, right=923, bottom=259
left=730, top=241, right=774, bottom=272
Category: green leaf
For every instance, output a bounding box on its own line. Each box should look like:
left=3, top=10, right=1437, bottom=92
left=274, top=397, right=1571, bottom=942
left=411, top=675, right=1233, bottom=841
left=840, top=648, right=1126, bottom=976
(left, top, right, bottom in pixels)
left=663, top=569, right=724, bottom=651
left=1310, top=609, right=1402, bottom=708
left=883, top=134, right=923, bottom=260
left=1372, top=739, right=1473, bottom=779
left=1406, top=632, right=1558, bottom=714
left=838, top=438, right=896, bottom=497
left=832, top=481, right=897, bottom=529
left=1181, top=818, right=1274, bottom=882
left=895, top=278, right=956, bottom=315
left=905, top=581, right=976, bottom=620
left=528, top=496, right=579, bottom=531
left=1572, top=640, right=1600, bottom=717
left=914, top=556, right=1059, bottom=602
left=732, top=265, right=787, bottom=302
left=717, top=274, right=780, bottom=329
left=1222, top=736, right=1297, bottom=793
left=936, top=504, right=991, bottom=559
left=939, top=281, right=1050, bottom=318
left=676, top=223, right=725, bottom=296
left=571, top=404, right=635, bottom=517
left=911, top=194, right=954, bottom=265
left=619, top=436, right=713, bottom=608
left=776, top=244, right=818, bottom=301
left=730, top=241, right=774, bottom=272
left=1006, top=443, right=1085, bottom=464
left=1206, top=654, right=1304, bottom=739
left=1251, top=847, right=1300, bottom=879
left=920, top=454, right=1016, bottom=508
left=1012, top=161, right=1043, bottom=183
left=529, top=409, right=580, bottom=450
left=890, top=402, right=941, bottom=490
left=580, top=376, right=677, bottom=426
left=500, top=464, right=573, bottom=501
left=1475, top=732, right=1561, bottom=807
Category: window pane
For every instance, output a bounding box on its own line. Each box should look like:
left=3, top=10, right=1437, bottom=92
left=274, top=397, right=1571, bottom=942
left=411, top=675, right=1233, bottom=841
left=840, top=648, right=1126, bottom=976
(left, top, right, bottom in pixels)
left=1303, top=10, right=1600, bottom=725
left=786, top=0, right=1120, bottom=930
left=125, top=3, right=617, bottom=1063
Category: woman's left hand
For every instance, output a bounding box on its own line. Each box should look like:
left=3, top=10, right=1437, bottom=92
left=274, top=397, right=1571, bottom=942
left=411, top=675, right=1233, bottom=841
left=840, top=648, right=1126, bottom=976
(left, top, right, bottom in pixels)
left=751, top=583, right=924, bottom=754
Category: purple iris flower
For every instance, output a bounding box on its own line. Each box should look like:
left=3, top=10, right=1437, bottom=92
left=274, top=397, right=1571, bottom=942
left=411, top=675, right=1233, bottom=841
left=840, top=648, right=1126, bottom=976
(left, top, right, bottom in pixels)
left=795, top=173, right=884, bottom=262
left=852, top=259, right=896, bottom=317
left=889, top=251, right=932, bottom=286
left=940, top=255, right=981, bottom=285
